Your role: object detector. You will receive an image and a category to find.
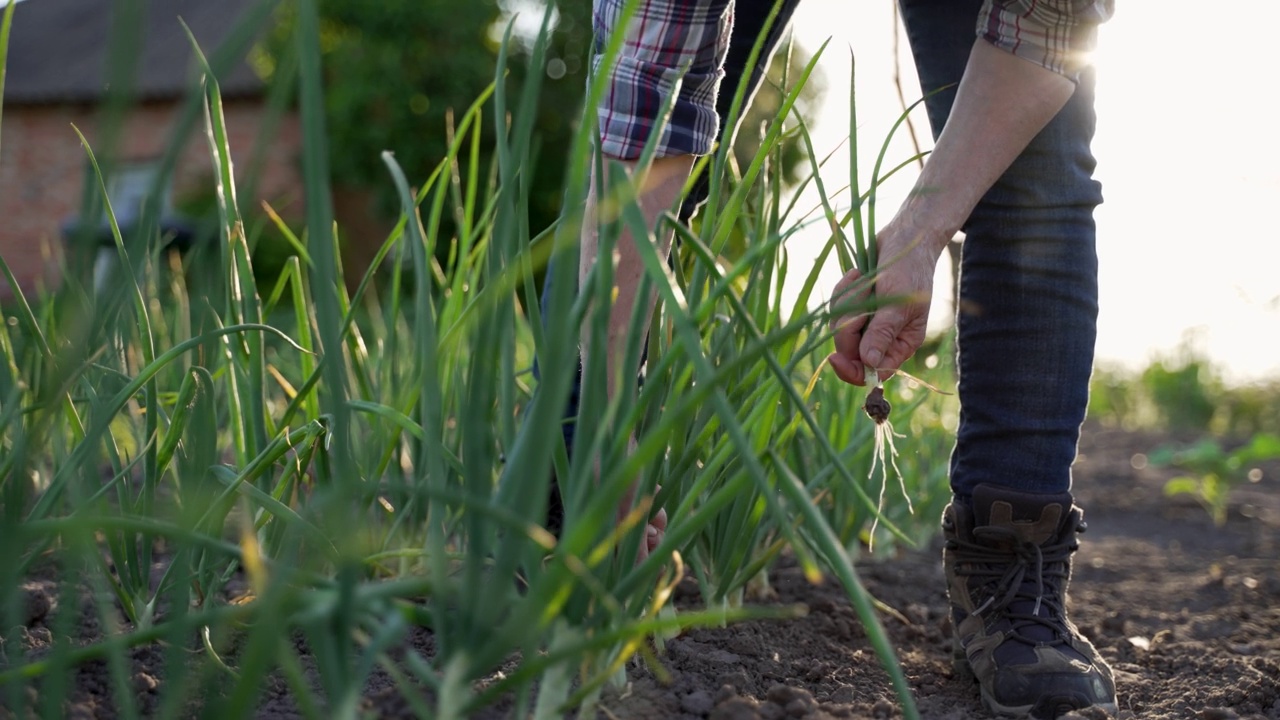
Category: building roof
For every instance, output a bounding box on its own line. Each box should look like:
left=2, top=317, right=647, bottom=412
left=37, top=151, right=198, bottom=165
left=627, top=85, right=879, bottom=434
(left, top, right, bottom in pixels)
left=4, top=0, right=267, bottom=105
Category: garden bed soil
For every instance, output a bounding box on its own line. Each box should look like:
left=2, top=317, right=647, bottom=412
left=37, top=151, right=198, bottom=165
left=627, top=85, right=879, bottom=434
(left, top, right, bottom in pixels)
left=9, top=426, right=1280, bottom=719
left=593, top=427, right=1280, bottom=720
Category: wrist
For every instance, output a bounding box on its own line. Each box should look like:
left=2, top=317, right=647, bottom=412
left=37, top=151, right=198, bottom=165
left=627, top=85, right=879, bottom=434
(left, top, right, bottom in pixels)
left=883, top=193, right=960, bottom=259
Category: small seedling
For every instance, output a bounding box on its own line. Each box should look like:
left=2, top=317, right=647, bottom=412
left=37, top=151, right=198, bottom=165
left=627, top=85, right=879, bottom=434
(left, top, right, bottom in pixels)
left=1149, top=433, right=1279, bottom=525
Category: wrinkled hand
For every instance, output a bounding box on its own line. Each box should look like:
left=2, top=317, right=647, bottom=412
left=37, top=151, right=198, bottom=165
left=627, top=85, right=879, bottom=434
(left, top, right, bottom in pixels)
left=827, top=222, right=946, bottom=386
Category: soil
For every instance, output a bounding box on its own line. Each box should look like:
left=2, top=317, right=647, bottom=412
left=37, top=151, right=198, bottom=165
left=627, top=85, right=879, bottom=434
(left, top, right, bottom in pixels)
left=6, top=426, right=1280, bottom=719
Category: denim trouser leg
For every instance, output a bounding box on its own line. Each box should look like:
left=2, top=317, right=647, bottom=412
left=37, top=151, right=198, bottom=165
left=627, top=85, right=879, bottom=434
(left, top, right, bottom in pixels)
left=898, top=0, right=1104, bottom=500
left=542, top=0, right=805, bottom=459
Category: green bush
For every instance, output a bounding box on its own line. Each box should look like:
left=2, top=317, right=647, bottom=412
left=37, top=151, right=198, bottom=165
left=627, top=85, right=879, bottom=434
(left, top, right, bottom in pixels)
left=1089, top=352, right=1280, bottom=437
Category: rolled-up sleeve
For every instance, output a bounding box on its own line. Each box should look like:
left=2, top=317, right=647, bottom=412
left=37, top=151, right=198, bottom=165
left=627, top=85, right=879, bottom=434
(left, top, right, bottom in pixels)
left=977, top=0, right=1114, bottom=79
left=593, top=0, right=734, bottom=160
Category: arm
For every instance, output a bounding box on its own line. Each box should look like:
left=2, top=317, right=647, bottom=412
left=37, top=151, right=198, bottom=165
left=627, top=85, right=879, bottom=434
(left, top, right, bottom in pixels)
left=584, top=0, right=731, bottom=396
left=578, top=0, right=732, bottom=559
left=829, top=0, right=1113, bottom=385
left=891, top=38, right=1076, bottom=252
left=828, top=39, right=1077, bottom=386
left=581, top=155, right=694, bottom=400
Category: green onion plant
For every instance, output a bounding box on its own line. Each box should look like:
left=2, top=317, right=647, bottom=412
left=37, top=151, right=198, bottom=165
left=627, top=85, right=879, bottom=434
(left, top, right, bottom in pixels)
left=0, top=2, right=958, bottom=718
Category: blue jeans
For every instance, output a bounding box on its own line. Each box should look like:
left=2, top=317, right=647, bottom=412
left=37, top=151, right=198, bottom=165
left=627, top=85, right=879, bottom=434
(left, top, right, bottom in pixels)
left=898, top=0, right=1103, bottom=501
left=549, top=0, right=1102, bottom=501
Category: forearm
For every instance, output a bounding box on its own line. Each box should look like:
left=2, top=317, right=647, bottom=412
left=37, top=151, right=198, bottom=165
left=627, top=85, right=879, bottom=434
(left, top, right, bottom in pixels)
left=580, top=154, right=694, bottom=399
left=894, top=39, right=1076, bottom=252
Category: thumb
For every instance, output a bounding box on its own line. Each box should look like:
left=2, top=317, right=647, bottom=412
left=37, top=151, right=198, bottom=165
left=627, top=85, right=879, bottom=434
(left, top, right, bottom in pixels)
left=859, top=306, right=908, bottom=370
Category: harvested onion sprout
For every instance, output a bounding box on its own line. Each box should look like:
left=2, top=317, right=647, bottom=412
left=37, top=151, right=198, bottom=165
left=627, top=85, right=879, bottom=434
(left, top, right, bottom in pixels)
left=863, top=372, right=909, bottom=550
left=861, top=367, right=952, bottom=549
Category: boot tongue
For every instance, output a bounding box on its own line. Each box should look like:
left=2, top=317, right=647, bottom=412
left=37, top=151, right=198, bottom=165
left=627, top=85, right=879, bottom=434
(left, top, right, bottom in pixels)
left=971, top=485, right=1073, bottom=546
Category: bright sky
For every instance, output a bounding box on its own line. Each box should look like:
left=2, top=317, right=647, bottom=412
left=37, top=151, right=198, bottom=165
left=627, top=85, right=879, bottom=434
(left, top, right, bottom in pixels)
left=785, top=0, right=1280, bottom=383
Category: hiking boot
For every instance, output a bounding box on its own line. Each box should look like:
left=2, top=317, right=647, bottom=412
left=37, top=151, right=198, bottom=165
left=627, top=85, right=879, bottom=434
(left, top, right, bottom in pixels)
left=943, top=484, right=1118, bottom=719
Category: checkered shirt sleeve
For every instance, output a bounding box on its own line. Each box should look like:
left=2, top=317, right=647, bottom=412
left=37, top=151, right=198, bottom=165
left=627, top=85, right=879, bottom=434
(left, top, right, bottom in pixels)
left=978, top=0, right=1115, bottom=79
left=590, top=0, right=1113, bottom=160
left=592, top=0, right=734, bottom=160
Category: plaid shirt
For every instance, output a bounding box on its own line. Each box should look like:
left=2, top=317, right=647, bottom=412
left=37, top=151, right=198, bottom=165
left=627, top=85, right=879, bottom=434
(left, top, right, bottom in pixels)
left=594, top=0, right=1113, bottom=160
left=980, top=0, right=1113, bottom=77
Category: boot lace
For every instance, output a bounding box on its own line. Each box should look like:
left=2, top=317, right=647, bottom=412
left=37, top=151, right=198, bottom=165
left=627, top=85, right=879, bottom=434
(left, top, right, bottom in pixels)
left=949, top=525, right=1080, bottom=646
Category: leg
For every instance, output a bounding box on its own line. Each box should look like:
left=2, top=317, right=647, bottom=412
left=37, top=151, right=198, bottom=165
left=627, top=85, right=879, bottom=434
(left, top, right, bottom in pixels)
left=898, top=0, right=1103, bottom=502
left=899, top=2, right=1116, bottom=716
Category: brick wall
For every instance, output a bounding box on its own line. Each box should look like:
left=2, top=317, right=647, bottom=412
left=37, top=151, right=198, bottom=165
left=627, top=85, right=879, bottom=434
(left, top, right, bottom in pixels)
left=0, top=98, right=304, bottom=302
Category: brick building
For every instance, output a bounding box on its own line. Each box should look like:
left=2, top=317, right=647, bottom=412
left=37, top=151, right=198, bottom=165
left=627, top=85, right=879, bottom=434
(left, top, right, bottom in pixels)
left=0, top=0, right=304, bottom=302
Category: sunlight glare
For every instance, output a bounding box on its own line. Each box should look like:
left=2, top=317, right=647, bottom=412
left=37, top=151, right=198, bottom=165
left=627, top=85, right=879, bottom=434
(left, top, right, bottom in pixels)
left=786, top=0, right=1280, bottom=382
